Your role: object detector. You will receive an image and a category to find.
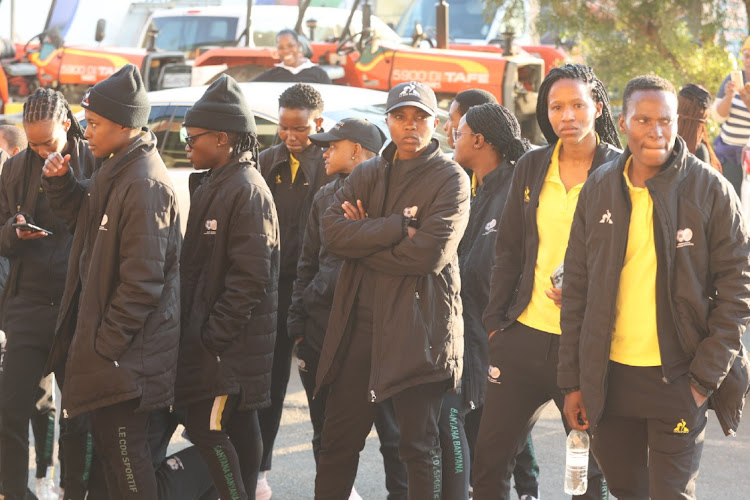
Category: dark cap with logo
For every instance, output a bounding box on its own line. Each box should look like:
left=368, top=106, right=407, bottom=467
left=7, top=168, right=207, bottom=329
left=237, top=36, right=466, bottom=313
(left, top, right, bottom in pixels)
left=81, top=64, right=150, bottom=128
left=386, top=81, right=437, bottom=116
left=309, top=118, right=386, bottom=154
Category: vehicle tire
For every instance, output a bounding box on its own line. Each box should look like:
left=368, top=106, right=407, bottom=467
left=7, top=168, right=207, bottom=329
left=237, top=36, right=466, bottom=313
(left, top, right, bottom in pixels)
left=60, top=85, right=87, bottom=106
left=207, top=64, right=267, bottom=84
left=0, top=38, right=15, bottom=59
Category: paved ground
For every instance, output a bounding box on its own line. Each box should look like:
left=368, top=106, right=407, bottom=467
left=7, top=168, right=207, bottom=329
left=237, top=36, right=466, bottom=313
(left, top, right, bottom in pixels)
left=28, top=353, right=750, bottom=499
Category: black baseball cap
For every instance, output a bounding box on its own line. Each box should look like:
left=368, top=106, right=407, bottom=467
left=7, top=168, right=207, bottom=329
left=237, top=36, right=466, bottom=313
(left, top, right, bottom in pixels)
left=309, top=118, right=386, bottom=154
left=386, top=81, right=438, bottom=116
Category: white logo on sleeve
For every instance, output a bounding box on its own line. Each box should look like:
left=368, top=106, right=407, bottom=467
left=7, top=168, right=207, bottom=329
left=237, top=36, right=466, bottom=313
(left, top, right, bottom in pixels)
left=482, top=218, right=498, bottom=235
left=98, top=214, right=108, bottom=231
left=676, top=228, right=694, bottom=248
left=204, top=219, right=218, bottom=235
left=599, top=210, right=613, bottom=224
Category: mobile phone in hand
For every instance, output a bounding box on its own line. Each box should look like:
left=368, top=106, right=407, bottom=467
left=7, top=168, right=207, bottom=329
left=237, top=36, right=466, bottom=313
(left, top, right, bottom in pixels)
left=550, top=262, right=564, bottom=289
left=12, top=222, right=53, bottom=235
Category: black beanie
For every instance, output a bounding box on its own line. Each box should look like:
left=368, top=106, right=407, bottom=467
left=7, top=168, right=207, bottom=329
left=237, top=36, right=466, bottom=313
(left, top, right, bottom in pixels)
left=81, top=64, right=150, bottom=128
left=183, top=75, right=256, bottom=134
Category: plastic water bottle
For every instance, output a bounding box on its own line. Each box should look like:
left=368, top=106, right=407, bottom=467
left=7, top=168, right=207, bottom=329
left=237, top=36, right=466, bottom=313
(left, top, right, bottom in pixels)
left=0, top=329, right=6, bottom=372
left=564, top=429, right=589, bottom=495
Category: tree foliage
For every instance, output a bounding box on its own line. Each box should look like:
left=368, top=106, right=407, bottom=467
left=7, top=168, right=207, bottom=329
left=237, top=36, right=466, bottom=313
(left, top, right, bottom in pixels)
left=490, top=0, right=740, bottom=101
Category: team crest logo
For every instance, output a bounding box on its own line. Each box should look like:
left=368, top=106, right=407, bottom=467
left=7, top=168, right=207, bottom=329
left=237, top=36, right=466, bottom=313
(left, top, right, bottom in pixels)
left=166, top=456, right=184, bottom=470
left=204, top=219, right=218, bottom=234
left=399, top=81, right=420, bottom=98
left=488, top=365, right=502, bottom=384
left=99, top=214, right=108, bottom=231
left=524, top=186, right=530, bottom=203
left=483, top=218, right=497, bottom=235
left=81, top=89, right=91, bottom=107
left=676, top=228, right=694, bottom=248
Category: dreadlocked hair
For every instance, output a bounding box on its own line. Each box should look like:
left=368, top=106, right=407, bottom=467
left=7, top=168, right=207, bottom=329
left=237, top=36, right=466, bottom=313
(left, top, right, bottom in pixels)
left=465, top=103, right=531, bottom=164
left=536, top=63, right=621, bottom=148
left=677, top=83, right=722, bottom=173
left=23, top=88, right=85, bottom=144
left=229, top=131, right=260, bottom=162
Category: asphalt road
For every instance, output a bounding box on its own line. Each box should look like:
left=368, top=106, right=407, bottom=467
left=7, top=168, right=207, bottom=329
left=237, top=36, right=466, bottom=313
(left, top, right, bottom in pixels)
left=29, top=353, right=750, bottom=499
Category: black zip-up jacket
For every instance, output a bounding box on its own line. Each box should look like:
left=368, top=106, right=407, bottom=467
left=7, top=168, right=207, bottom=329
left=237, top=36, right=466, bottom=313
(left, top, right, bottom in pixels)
left=316, top=139, right=471, bottom=402
left=176, top=153, right=280, bottom=411
left=259, top=142, right=330, bottom=279
left=558, top=137, right=750, bottom=436
left=0, top=139, right=94, bottom=311
left=287, top=175, right=345, bottom=353
left=483, top=142, right=622, bottom=333
left=42, top=131, right=182, bottom=418
left=457, top=161, right=514, bottom=409
left=252, top=66, right=333, bottom=84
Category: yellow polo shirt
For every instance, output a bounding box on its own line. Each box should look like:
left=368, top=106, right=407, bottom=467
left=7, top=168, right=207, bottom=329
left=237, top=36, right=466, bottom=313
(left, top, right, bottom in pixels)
left=517, top=140, right=581, bottom=335
left=610, top=157, right=661, bottom=366
left=289, top=153, right=301, bottom=183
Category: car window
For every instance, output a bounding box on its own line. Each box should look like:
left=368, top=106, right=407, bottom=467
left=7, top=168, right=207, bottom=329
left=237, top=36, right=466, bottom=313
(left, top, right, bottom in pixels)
left=148, top=105, right=175, bottom=157
left=149, top=105, right=280, bottom=168
left=151, top=16, right=239, bottom=52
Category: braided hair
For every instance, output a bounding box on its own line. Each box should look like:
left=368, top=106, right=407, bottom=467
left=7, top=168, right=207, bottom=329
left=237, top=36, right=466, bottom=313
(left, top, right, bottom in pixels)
left=677, top=84, right=722, bottom=172
left=465, top=103, right=531, bottom=164
left=536, top=63, right=621, bottom=148
left=229, top=131, right=260, bottom=163
left=23, top=88, right=85, bottom=144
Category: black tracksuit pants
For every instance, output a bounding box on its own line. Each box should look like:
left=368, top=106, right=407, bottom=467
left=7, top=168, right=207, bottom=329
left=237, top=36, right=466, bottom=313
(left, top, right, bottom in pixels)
left=89, top=398, right=157, bottom=500
left=259, top=276, right=295, bottom=472
left=185, top=395, right=262, bottom=500
left=439, top=393, right=541, bottom=500
left=297, top=340, right=408, bottom=499
left=472, top=322, right=606, bottom=500
left=591, top=362, right=707, bottom=500
left=0, top=297, right=57, bottom=500
left=315, top=308, right=446, bottom=500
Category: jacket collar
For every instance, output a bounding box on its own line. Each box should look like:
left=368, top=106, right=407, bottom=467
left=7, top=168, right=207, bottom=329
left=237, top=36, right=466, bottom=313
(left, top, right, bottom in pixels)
left=98, top=128, right=157, bottom=181
left=381, top=138, right=442, bottom=171
left=478, top=159, right=514, bottom=194
left=613, top=136, right=688, bottom=193
left=189, top=152, right=255, bottom=195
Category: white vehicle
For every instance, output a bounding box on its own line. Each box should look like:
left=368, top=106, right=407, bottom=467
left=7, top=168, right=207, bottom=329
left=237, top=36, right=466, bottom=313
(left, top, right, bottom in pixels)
left=79, top=82, right=449, bottom=231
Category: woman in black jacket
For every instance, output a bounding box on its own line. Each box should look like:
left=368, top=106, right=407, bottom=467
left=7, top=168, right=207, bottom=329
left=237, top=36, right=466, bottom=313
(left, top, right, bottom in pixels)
left=473, top=64, right=622, bottom=500
left=0, top=89, right=93, bottom=500
left=445, top=103, right=538, bottom=499
left=252, top=29, right=332, bottom=84
left=176, top=75, right=280, bottom=500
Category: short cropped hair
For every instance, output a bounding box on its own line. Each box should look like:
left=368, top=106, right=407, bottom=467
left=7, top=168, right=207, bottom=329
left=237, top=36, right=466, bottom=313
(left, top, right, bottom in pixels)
left=0, top=125, right=27, bottom=152
left=622, top=75, right=676, bottom=115
left=278, top=83, right=324, bottom=114
left=454, top=89, right=498, bottom=115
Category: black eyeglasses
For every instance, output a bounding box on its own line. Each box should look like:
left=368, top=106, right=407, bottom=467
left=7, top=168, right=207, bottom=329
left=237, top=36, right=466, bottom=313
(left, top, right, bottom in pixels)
left=184, top=131, right=215, bottom=148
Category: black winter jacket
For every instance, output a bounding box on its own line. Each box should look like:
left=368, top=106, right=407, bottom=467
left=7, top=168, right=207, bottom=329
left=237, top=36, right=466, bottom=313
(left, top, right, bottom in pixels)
left=43, top=131, right=182, bottom=418
left=288, top=176, right=344, bottom=354
left=176, top=153, right=280, bottom=411
left=483, top=142, right=622, bottom=333
left=252, top=66, right=333, bottom=84
left=0, top=139, right=94, bottom=308
left=457, top=161, right=514, bottom=409
left=316, top=140, right=471, bottom=402
left=558, top=137, right=750, bottom=436
left=259, top=142, right=330, bottom=279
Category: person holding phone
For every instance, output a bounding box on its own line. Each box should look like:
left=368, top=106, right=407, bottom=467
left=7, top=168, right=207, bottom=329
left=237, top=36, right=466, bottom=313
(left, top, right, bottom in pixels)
left=711, top=36, right=750, bottom=195
left=0, top=88, right=94, bottom=500
left=474, top=64, right=622, bottom=500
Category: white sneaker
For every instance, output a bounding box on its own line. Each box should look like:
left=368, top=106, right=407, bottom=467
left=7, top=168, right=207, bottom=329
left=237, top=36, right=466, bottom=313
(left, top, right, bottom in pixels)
left=256, top=472, right=272, bottom=500
left=35, top=477, right=58, bottom=500
left=349, top=486, right=363, bottom=500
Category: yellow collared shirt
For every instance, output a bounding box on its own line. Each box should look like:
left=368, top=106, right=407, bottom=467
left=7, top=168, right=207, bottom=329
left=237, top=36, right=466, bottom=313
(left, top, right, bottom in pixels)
left=289, top=153, right=301, bottom=183
left=610, top=157, right=661, bottom=366
left=517, top=140, right=582, bottom=335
